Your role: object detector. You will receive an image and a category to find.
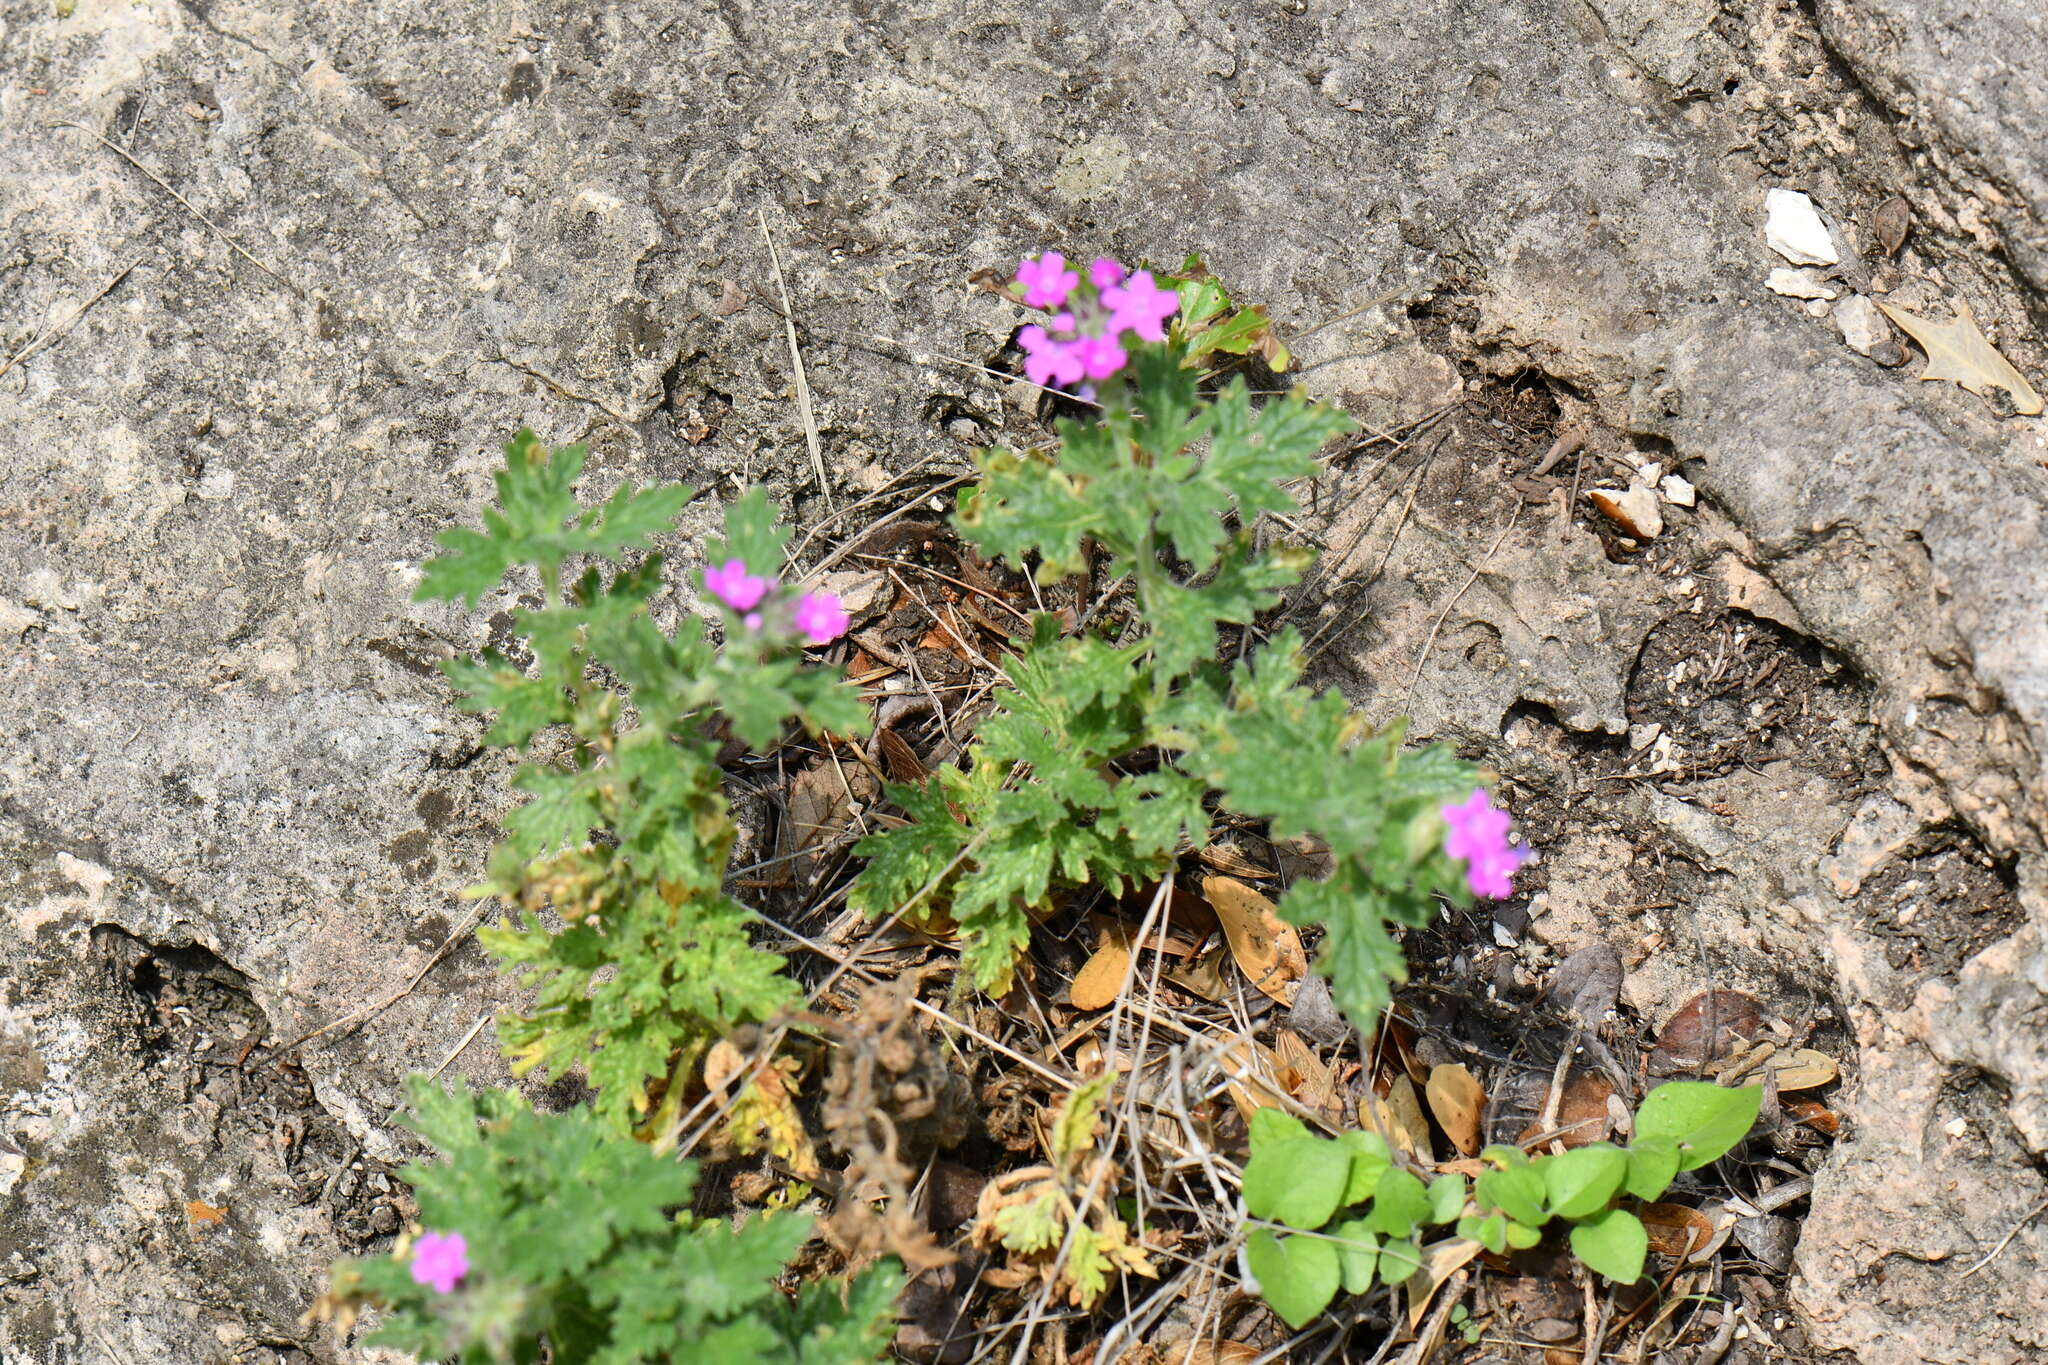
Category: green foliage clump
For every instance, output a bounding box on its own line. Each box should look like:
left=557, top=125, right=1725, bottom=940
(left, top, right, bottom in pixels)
left=325, top=1079, right=897, bottom=1364
left=851, top=271, right=1482, bottom=1024
left=415, top=431, right=863, bottom=1130
left=1240, top=1082, right=1763, bottom=1328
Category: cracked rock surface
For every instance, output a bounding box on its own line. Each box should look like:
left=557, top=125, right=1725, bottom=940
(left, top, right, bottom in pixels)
left=2, top=1, right=2044, bottom=1361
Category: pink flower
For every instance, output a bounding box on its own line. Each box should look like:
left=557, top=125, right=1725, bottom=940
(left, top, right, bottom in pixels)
left=704, top=558, right=772, bottom=612
left=1070, top=333, right=1128, bottom=381
left=1018, top=325, right=1085, bottom=389
left=1089, top=257, right=1127, bottom=290
left=1015, top=252, right=1079, bottom=309
left=1441, top=789, right=1529, bottom=899
left=1103, top=270, right=1180, bottom=342
left=410, top=1230, right=469, bottom=1295
left=793, top=592, right=850, bottom=645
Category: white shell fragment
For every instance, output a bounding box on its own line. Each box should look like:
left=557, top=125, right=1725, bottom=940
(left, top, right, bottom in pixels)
left=1660, top=473, right=1697, bottom=507
left=1766, top=267, right=1838, bottom=300
left=1832, top=294, right=1891, bottom=357
left=1765, top=188, right=1840, bottom=267
left=1588, top=484, right=1664, bottom=540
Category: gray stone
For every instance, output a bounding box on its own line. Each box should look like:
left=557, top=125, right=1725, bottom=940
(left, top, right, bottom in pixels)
left=2, top=1, right=2045, bottom=1362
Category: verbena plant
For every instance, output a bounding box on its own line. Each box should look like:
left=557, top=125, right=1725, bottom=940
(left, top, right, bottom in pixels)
left=321, top=251, right=1536, bottom=1360
left=321, top=1078, right=898, bottom=1363
left=1240, top=1082, right=1763, bottom=1328
left=414, top=437, right=863, bottom=1133
left=851, top=254, right=1513, bottom=1027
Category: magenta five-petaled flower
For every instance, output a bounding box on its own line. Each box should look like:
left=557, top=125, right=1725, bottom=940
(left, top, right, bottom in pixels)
left=1103, top=271, right=1181, bottom=343
left=793, top=591, right=850, bottom=645
left=704, top=558, right=773, bottom=612
left=410, top=1230, right=469, bottom=1295
left=1440, top=788, right=1530, bottom=899
left=1015, top=252, right=1079, bottom=308
left=1010, top=250, right=1178, bottom=394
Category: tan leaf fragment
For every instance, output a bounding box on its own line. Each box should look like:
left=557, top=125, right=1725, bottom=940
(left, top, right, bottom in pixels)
left=1363, top=1073, right=1434, bottom=1157
left=1424, top=1063, right=1485, bottom=1157
left=1070, top=939, right=1131, bottom=1011
left=1201, top=874, right=1306, bottom=1005
left=1406, top=1239, right=1483, bottom=1329
left=1876, top=298, right=2043, bottom=415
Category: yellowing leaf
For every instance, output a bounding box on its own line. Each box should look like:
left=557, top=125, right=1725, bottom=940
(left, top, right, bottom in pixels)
left=1201, top=875, right=1306, bottom=1005
left=1051, top=1071, right=1116, bottom=1166
left=1876, top=298, right=2043, bottom=415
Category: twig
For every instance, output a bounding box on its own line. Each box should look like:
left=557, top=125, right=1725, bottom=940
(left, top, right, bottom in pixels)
left=1403, top=506, right=1519, bottom=699
left=1961, top=1195, right=2048, bottom=1277
left=423, top=1012, right=494, bottom=1084
left=249, top=904, right=487, bottom=1068
left=0, top=260, right=137, bottom=383
left=757, top=208, right=834, bottom=515
left=50, top=121, right=301, bottom=296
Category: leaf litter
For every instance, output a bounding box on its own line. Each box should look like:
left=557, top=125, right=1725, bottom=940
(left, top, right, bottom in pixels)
left=671, top=384, right=1854, bottom=1365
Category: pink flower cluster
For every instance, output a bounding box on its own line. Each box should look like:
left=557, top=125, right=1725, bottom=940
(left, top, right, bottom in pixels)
left=410, top=1230, right=469, bottom=1294
left=1013, top=251, right=1181, bottom=393
left=1440, top=789, right=1530, bottom=899
left=703, top=557, right=849, bottom=645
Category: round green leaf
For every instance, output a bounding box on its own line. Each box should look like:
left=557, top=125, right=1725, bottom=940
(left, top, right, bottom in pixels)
left=1327, top=1218, right=1380, bottom=1294
left=1427, top=1173, right=1469, bottom=1225
left=1504, top=1219, right=1543, bottom=1250
left=1456, top=1212, right=1508, bottom=1255
left=1568, top=1207, right=1648, bottom=1283
left=1365, top=1167, right=1432, bottom=1239
left=1541, top=1144, right=1628, bottom=1219
left=1250, top=1107, right=1312, bottom=1148
left=1633, top=1083, right=1762, bottom=1171
left=1336, top=1130, right=1392, bottom=1206
left=1624, top=1137, right=1681, bottom=1201
left=1246, top=1228, right=1341, bottom=1329
left=1376, top=1236, right=1424, bottom=1285
left=1244, top=1136, right=1353, bottom=1229
left=1477, top=1163, right=1546, bottom=1226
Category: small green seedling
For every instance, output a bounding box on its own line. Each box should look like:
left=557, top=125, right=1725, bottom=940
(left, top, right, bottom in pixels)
left=1242, top=1082, right=1762, bottom=1327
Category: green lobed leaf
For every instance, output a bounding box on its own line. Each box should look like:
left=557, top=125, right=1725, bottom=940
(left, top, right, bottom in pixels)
left=1477, top=1162, right=1548, bottom=1227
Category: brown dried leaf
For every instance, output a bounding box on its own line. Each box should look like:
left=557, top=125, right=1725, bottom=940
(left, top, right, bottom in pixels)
left=1783, top=1098, right=1839, bottom=1136
left=877, top=728, right=929, bottom=783
left=1197, top=840, right=1272, bottom=878
left=1640, top=1202, right=1719, bottom=1262
left=1217, top=1035, right=1294, bottom=1123
left=1164, top=943, right=1232, bottom=1002
left=1070, top=941, right=1131, bottom=1011
left=1424, top=1063, right=1485, bottom=1157
left=1363, top=1073, right=1434, bottom=1157
left=1201, top=875, right=1306, bottom=1004
left=1648, top=990, right=1764, bottom=1076
left=1876, top=298, right=2043, bottom=415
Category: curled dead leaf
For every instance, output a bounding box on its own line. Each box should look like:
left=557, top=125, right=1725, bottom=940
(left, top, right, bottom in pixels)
left=1201, top=875, right=1305, bottom=1005
left=1518, top=1070, right=1616, bottom=1149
